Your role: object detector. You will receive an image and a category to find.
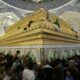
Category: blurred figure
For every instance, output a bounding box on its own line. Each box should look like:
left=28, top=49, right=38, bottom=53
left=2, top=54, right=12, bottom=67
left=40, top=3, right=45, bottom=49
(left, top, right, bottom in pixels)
left=66, top=60, right=80, bottom=80
left=3, top=68, right=12, bottom=80
left=65, top=70, right=75, bottom=80
left=53, top=59, right=64, bottom=80
left=22, top=58, right=35, bottom=80
left=36, top=60, right=54, bottom=80
left=11, top=65, right=24, bottom=80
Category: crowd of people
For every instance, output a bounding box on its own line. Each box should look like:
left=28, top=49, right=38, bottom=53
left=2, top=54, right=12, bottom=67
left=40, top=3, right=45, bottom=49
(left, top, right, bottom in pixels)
left=0, top=50, right=80, bottom=80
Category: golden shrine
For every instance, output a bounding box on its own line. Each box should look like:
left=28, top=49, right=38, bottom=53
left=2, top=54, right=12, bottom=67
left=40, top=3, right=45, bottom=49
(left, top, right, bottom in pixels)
left=0, top=8, right=80, bottom=61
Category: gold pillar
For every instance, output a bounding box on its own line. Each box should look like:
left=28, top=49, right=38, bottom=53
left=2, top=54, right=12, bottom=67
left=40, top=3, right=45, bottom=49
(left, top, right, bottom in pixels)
left=40, top=48, right=46, bottom=64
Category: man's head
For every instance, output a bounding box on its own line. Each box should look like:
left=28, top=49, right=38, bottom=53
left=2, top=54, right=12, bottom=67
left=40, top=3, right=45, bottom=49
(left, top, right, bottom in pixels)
left=16, top=50, right=20, bottom=55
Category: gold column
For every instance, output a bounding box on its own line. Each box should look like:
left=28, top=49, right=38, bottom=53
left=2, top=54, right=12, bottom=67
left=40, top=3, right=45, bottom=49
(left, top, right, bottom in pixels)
left=40, top=48, right=46, bottom=64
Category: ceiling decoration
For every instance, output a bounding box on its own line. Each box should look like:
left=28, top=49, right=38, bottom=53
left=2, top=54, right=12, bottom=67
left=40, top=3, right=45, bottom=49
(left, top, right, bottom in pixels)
left=2, top=0, right=72, bottom=10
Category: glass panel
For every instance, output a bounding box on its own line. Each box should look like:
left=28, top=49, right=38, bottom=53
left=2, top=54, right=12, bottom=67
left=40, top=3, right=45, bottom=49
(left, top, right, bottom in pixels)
left=27, top=50, right=36, bottom=61
left=70, top=49, right=76, bottom=56
left=62, top=49, right=70, bottom=59
left=48, top=50, right=58, bottom=61
left=77, top=48, right=80, bottom=55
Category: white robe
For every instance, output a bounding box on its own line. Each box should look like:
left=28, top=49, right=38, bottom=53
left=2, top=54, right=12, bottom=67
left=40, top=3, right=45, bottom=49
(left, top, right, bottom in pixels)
left=22, top=69, right=35, bottom=80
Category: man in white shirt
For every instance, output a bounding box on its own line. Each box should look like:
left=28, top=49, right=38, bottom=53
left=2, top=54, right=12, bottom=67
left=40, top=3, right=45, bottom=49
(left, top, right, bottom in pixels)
left=22, top=68, right=35, bottom=80
left=3, top=69, right=12, bottom=80
left=3, top=75, right=12, bottom=80
left=22, top=63, right=35, bottom=80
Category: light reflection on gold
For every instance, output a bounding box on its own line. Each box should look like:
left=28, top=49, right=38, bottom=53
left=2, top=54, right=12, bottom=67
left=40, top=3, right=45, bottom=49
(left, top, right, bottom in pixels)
left=0, top=8, right=79, bottom=46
